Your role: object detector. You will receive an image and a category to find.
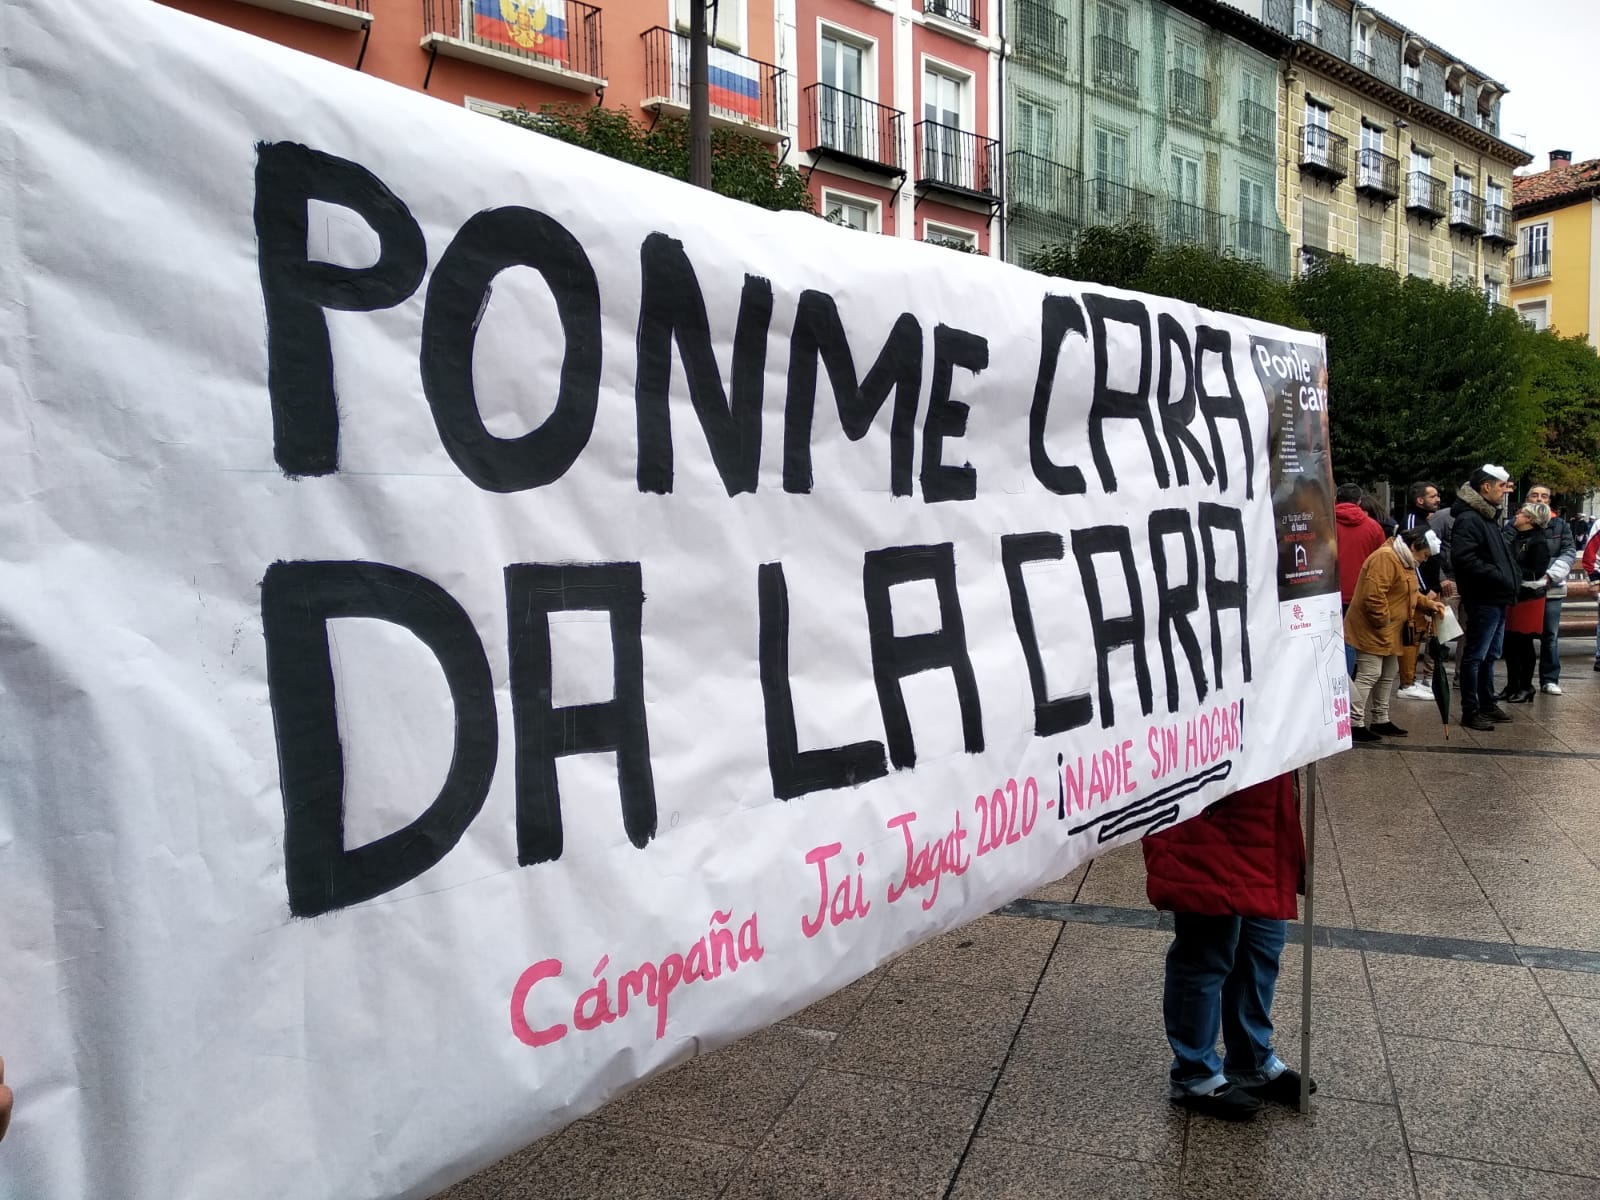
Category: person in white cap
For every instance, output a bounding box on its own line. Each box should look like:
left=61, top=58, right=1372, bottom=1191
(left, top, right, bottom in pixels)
left=1449, top=465, right=1520, bottom=731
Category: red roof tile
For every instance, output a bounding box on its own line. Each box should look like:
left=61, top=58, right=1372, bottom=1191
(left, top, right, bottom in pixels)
left=1513, top=157, right=1600, bottom=212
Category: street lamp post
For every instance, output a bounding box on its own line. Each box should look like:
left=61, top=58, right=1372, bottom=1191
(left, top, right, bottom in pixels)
left=689, top=0, right=711, bottom=189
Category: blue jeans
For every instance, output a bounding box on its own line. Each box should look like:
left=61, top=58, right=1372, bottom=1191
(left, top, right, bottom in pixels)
left=1164, top=913, right=1289, bottom=1096
left=1540, top=599, right=1563, bottom=685
left=1459, top=602, right=1507, bottom=716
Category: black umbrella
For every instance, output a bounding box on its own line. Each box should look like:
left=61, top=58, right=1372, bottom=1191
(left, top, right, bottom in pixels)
left=1429, top=636, right=1452, bottom=738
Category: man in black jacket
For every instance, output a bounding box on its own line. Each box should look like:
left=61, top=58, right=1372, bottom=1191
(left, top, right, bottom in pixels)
left=1451, top=465, right=1521, bottom=731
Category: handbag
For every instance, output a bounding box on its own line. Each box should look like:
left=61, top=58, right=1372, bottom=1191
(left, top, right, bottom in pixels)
left=1434, top=605, right=1463, bottom=644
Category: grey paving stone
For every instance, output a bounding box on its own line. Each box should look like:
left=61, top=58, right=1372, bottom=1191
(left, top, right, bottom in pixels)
left=1550, top=993, right=1600, bottom=1072
left=1536, top=966, right=1600, bottom=1000
left=1334, top=854, right=1513, bottom=944
left=1275, top=945, right=1372, bottom=1000
left=1054, top=919, right=1174, bottom=958
left=1031, top=945, right=1168, bottom=1034
left=1365, top=953, right=1570, bottom=1051
left=592, top=1024, right=832, bottom=1148
left=720, top=1069, right=983, bottom=1200
left=431, top=1120, right=745, bottom=1200
left=1412, top=1154, right=1600, bottom=1199
left=1025, top=863, right=1088, bottom=903
left=1075, top=843, right=1154, bottom=909
left=1179, top=1097, right=1413, bottom=1200
left=1388, top=1034, right=1600, bottom=1177
left=781, top=967, right=887, bottom=1033
left=1466, top=860, right=1600, bottom=951
left=948, top=1137, right=1182, bottom=1199
left=826, top=977, right=1032, bottom=1090
left=888, top=914, right=1059, bottom=992
left=980, top=1023, right=1183, bottom=1164
left=1270, top=989, right=1392, bottom=1105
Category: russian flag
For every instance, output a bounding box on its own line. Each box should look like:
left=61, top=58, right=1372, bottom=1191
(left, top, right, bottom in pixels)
left=472, top=0, right=567, bottom=63
left=707, top=46, right=761, bottom=121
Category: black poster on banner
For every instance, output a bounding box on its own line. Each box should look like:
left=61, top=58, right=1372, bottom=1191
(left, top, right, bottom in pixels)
left=1253, top=336, right=1338, bottom=613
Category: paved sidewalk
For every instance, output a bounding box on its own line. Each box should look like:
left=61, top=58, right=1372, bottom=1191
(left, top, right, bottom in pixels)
left=436, top=660, right=1600, bottom=1199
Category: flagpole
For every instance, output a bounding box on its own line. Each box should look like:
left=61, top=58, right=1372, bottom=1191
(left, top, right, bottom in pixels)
left=689, top=0, right=711, bottom=189
left=1299, top=761, right=1318, bottom=1115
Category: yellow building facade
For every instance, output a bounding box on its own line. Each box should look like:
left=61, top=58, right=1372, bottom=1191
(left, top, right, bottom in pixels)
left=1263, top=0, right=1528, bottom=294
left=1511, top=154, right=1600, bottom=345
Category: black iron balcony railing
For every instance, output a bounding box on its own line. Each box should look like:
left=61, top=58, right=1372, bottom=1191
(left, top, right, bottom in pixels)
left=1094, top=35, right=1139, bottom=95
left=1407, top=172, right=1447, bottom=218
left=1482, top=205, right=1514, bottom=247
left=1007, top=151, right=1083, bottom=224
left=1239, top=98, right=1274, bottom=148
left=1351, top=48, right=1375, bottom=73
left=424, top=0, right=603, bottom=81
left=1476, top=111, right=1499, bottom=136
left=1296, top=19, right=1321, bottom=45
left=1402, top=75, right=1423, bottom=99
left=1086, top=178, right=1156, bottom=227
left=1355, top=149, right=1399, bottom=201
left=925, top=0, right=981, bottom=31
left=1450, top=189, right=1484, bottom=234
left=1233, top=220, right=1291, bottom=279
left=1169, top=68, right=1213, bottom=123
left=641, top=27, right=784, bottom=133
left=804, top=84, right=903, bottom=175
left=1445, top=92, right=1465, bottom=119
left=1298, top=125, right=1348, bottom=182
left=1512, top=253, right=1552, bottom=283
left=1015, top=0, right=1068, bottom=57
left=1166, top=199, right=1225, bottom=252
left=915, top=121, right=998, bottom=196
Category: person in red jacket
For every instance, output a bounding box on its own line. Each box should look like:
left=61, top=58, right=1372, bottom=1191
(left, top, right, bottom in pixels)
left=1142, top=772, right=1314, bottom=1121
left=1335, top=484, right=1388, bottom=608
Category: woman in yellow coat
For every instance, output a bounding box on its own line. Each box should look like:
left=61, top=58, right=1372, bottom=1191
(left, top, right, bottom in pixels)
left=1344, top=526, right=1446, bottom=743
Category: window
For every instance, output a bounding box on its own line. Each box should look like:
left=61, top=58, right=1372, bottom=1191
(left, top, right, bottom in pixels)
left=1452, top=251, right=1473, bottom=284
left=1408, top=231, right=1431, bottom=279
left=1015, top=96, right=1058, bottom=161
left=1170, top=153, right=1200, bottom=205
left=1358, top=213, right=1382, bottom=264
left=1095, top=3, right=1137, bottom=92
left=819, top=33, right=869, bottom=157
left=1301, top=196, right=1329, bottom=250
left=1485, top=277, right=1502, bottom=308
left=924, top=220, right=977, bottom=251
left=1358, top=122, right=1384, bottom=189
left=1169, top=151, right=1203, bottom=242
left=1402, top=57, right=1422, bottom=98
left=1091, top=126, right=1132, bottom=218
left=922, top=66, right=970, bottom=188
left=1351, top=19, right=1372, bottom=69
left=465, top=96, right=516, bottom=118
left=1518, top=222, right=1551, bottom=280
left=1237, top=176, right=1268, bottom=260
left=675, top=0, right=742, bottom=49
left=1013, top=98, right=1060, bottom=207
left=1296, top=0, right=1316, bottom=38
left=1097, top=1, right=1129, bottom=43
left=1518, top=300, right=1548, bottom=330
left=824, top=192, right=880, bottom=233
left=1451, top=166, right=1474, bottom=223
left=1303, top=99, right=1332, bottom=167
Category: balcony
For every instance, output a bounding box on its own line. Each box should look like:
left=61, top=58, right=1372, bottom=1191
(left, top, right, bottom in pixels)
left=1512, top=254, right=1552, bottom=284
left=234, top=0, right=370, bottom=30
left=1476, top=110, right=1500, bottom=137
left=1233, top=221, right=1291, bottom=279
left=914, top=121, right=998, bottom=199
left=1354, top=149, right=1399, bottom=202
left=1169, top=68, right=1213, bottom=125
left=1093, top=35, right=1139, bottom=96
left=1482, top=205, right=1514, bottom=248
left=1007, top=151, right=1083, bottom=225
left=1086, top=178, right=1157, bottom=227
left=1407, top=171, right=1447, bottom=219
left=1296, top=19, right=1322, bottom=46
left=1166, top=199, right=1226, bottom=254
left=1015, top=0, right=1068, bottom=58
left=641, top=28, right=785, bottom=141
left=1444, top=92, right=1465, bottom=119
left=804, top=85, right=904, bottom=176
left=1450, top=190, right=1484, bottom=235
left=924, top=0, right=981, bottom=32
left=422, top=0, right=603, bottom=91
left=1402, top=76, right=1423, bottom=99
left=1351, top=49, right=1375, bottom=74
left=1298, top=126, right=1348, bottom=184
left=1239, top=99, right=1274, bottom=150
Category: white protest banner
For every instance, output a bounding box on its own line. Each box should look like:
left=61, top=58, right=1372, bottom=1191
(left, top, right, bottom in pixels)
left=0, top=0, right=1346, bottom=1195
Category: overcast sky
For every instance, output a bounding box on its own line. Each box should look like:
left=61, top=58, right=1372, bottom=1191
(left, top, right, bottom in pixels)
left=1368, top=0, right=1596, bottom=172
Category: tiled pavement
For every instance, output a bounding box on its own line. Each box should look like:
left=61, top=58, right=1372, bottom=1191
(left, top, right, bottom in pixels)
left=436, top=658, right=1600, bottom=1199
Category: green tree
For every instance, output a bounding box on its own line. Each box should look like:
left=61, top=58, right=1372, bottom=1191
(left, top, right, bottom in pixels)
left=1292, top=259, right=1539, bottom=486
left=1517, top=326, right=1600, bottom=495
left=501, top=104, right=813, bottom=213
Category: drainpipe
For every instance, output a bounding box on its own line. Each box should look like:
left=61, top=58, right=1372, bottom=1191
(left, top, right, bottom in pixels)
left=997, top=0, right=1006, bottom=261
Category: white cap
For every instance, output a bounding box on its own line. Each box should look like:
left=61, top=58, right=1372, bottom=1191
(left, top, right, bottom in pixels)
left=1481, top=463, right=1511, bottom=482
left=1425, top=530, right=1441, bottom=555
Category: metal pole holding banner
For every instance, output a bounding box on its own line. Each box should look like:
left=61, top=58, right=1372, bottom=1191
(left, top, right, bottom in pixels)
left=689, top=0, right=711, bottom=189
left=1299, top=761, right=1318, bottom=1115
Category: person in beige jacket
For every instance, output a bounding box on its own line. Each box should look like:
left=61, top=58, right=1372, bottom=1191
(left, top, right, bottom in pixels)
left=1344, top=526, right=1447, bottom=743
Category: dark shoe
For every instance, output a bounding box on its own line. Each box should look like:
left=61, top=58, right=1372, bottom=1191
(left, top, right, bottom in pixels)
left=1494, top=687, right=1513, bottom=702
left=1173, top=1084, right=1262, bottom=1122
left=1484, top=706, right=1514, bottom=722
left=1350, top=726, right=1383, bottom=743
left=1504, top=689, right=1535, bottom=704
left=1593, top=660, right=1600, bottom=672
left=1240, top=1069, right=1317, bottom=1109
left=1370, top=721, right=1408, bottom=737
left=1462, top=712, right=1495, bottom=731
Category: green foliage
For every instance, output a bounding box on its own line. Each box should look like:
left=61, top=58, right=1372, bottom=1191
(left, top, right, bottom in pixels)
left=1030, top=223, right=1303, bottom=329
left=1516, top=326, right=1600, bottom=495
left=501, top=104, right=813, bottom=214
left=926, top=236, right=985, bottom=255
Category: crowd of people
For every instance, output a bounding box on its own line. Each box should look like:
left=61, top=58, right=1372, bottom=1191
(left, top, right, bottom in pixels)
left=1337, top=467, right=1597, bottom=738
